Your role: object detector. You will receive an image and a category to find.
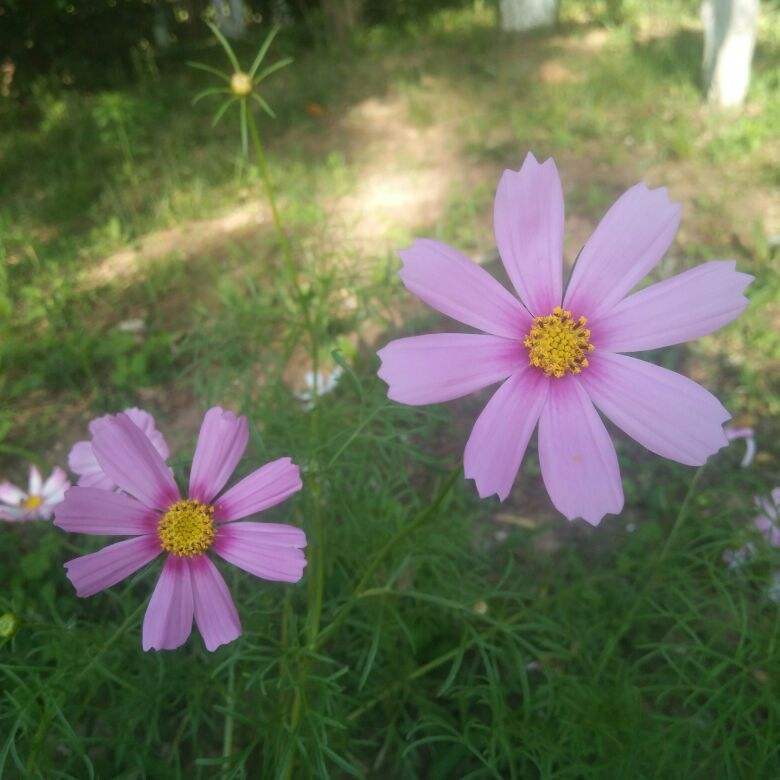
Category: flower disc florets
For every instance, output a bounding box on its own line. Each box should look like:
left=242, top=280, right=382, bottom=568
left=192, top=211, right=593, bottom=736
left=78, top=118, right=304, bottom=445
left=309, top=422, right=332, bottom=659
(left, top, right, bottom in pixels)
left=158, top=499, right=216, bottom=557
left=22, top=495, right=43, bottom=511
left=524, top=306, right=594, bottom=378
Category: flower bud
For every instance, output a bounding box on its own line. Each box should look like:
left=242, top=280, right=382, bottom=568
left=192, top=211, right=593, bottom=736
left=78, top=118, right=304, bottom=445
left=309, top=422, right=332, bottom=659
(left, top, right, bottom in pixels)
left=0, top=612, right=19, bottom=639
left=230, top=72, right=253, bottom=97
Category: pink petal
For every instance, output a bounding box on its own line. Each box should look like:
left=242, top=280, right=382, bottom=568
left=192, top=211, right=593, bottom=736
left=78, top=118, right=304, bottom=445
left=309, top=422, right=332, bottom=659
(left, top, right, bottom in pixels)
left=0, top=481, right=25, bottom=505
left=123, top=407, right=170, bottom=461
left=190, top=555, right=241, bottom=651
left=142, top=556, right=194, bottom=651
left=754, top=515, right=780, bottom=548
left=73, top=408, right=169, bottom=492
left=591, top=261, right=752, bottom=352
left=398, top=238, right=532, bottom=337
left=215, top=457, right=302, bottom=522
left=37, top=501, right=58, bottom=520
left=42, top=467, right=69, bottom=501
left=92, top=413, right=180, bottom=510
left=563, top=183, right=682, bottom=320
left=377, top=333, right=525, bottom=405
left=579, top=352, right=729, bottom=467
left=213, top=521, right=307, bottom=581
left=68, top=441, right=115, bottom=490
left=463, top=366, right=549, bottom=501
left=63, top=535, right=161, bottom=597
left=756, top=495, right=777, bottom=522
left=538, top=378, right=624, bottom=525
left=55, top=486, right=158, bottom=535
left=188, top=407, right=249, bottom=504
left=493, top=152, right=564, bottom=315
left=28, top=465, right=42, bottom=496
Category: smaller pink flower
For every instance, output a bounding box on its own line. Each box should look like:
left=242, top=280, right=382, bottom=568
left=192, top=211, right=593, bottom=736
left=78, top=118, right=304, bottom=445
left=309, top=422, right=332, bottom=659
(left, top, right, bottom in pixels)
left=754, top=488, right=780, bottom=548
left=69, top=407, right=170, bottom=491
left=0, top=465, right=70, bottom=521
left=724, top=425, right=756, bottom=468
left=56, top=407, right=306, bottom=652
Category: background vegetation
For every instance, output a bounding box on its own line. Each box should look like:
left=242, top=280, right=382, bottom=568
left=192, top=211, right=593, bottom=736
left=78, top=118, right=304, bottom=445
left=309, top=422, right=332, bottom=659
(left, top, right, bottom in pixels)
left=1, top=0, right=778, bottom=776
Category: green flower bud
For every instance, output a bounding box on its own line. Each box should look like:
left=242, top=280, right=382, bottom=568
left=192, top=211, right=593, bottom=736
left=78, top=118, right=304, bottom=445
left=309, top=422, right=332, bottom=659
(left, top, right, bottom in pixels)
left=230, top=72, right=253, bottom=97
left=0, top=612, right=19, bottom=639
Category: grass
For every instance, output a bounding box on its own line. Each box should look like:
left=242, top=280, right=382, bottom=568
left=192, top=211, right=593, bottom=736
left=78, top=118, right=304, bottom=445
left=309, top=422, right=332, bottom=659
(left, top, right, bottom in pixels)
left=1, top=1, right=779, bottom=776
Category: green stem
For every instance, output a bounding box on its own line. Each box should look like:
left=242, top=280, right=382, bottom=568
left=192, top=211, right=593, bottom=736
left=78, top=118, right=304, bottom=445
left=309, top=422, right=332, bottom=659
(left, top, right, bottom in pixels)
left=347, top=610, right=525, bottom=723
left=247, top=96, right=325, bottom=775
left=282, top=466, right=461, bottom=778
left=594, top=465, right=705, bottom=679
left=245, top=104, right=300, bottom=301
left=315, top=465, right=461, bottom=652
left=25, top=601, right=145, bottom=773
left=221, top=662, right=235, bottom=777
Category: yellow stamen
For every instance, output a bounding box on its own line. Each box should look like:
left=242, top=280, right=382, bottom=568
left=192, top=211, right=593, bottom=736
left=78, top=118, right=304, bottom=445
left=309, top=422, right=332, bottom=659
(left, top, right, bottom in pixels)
left=524, top=306, right=595, bottom=378
left=22, top=495, right=43, bottom=511
left=157, top=499, right=215, bottom=557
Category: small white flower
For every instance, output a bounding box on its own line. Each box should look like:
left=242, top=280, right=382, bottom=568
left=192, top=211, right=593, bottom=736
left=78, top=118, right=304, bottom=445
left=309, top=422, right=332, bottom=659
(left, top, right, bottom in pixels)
left=723, top=543, right=756, bottom=570
left=753, top=488, right=780, bottom=548
left=0, top=465, right=70, bottom=522
left=296, top=367, right=344, bottom=410
left=767, top=571, right=780, bottom=604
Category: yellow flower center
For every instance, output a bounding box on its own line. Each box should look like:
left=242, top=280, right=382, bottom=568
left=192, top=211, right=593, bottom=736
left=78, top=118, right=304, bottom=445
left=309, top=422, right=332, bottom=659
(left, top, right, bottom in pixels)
left=230, top=71, right=253, bottom=97
left=524, top=306, right=594, bottom=378
left=157, top=499, right=216, bottom=557
left=22, top=495, right=43, bottom=511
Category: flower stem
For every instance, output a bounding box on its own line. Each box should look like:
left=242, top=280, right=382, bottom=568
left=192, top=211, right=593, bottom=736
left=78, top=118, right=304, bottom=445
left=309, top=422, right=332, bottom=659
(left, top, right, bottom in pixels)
left=25, top=601, right=145, bottom=773
left=221, top=661, right=235, bottom=777
left=245, top=104, right=301, bottom=303
left=281, top=465, right=460, bottom=778
left=594, top=464, right=705, bottom=680
left=245, top=98, right=327, bottom=776
left=315, top=465, right=461, bottom=652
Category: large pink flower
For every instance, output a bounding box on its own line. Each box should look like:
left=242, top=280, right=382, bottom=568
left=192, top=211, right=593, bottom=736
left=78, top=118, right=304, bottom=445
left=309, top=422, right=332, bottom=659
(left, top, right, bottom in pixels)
left=377, top=153, right=752, bottom=525
left=0, top=465, right=69, bottom=521
left=55, top=407, right=306, bottom=651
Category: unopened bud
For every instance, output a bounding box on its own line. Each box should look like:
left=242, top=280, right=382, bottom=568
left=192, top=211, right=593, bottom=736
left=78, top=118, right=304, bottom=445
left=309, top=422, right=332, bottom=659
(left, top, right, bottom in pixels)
left=0, top=612, right=19, bottom=638
left=230, top=72, right=253, bottom=97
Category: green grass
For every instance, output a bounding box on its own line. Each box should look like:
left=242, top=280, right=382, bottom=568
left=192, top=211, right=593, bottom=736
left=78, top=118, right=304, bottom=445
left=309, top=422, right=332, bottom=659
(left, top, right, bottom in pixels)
left=1, top=2, right=779, bottom=776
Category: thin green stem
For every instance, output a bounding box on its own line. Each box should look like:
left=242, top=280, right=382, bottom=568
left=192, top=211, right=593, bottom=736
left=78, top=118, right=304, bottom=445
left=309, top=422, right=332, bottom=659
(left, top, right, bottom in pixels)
left=314, top=465, right=461, bottom=652
left=25, top=601, right=145, bottom=773
left=595, top=465, right=706, bottom=679
left=247, top=95, right=323, bottom=775
left=221, top=662, right=235, bottom=777
left=305, top=345, right=325, bottom=650
left=347, top=610, right=525, bottom=723
left=245, top=105, right=300, bottom=299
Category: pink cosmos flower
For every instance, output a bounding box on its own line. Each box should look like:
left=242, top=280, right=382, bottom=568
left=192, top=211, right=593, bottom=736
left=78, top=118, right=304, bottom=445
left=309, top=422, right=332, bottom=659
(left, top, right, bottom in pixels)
left=69, top=407, right=169, bottom=490
left=754, top=488, right=780, bottom=548
left=377, top=153, right=752, bottom=524
left=55, top=407, right=306, bottom=651
left=0, top=465, right=70, bottom=521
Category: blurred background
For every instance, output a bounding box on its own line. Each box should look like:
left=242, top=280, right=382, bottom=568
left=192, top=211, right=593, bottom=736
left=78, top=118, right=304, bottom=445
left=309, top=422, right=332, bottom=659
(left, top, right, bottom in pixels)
left=0, top=0, right=776, bottom=460
left=0, top=1, right=778, bottom=776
